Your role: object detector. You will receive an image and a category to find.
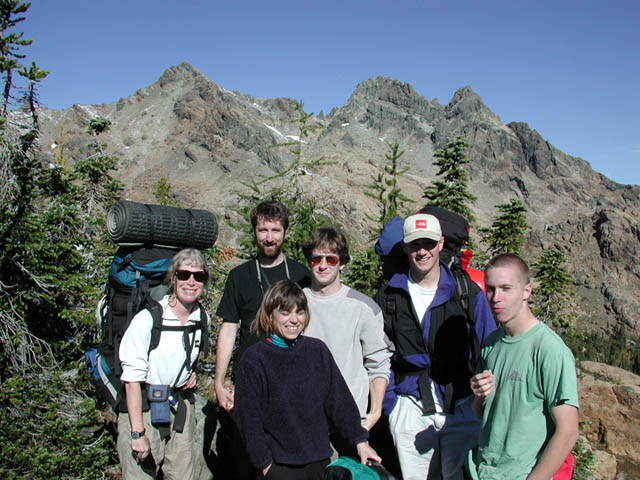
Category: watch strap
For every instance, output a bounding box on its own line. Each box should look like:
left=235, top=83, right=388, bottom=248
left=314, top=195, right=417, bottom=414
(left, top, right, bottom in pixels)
left=131, top=429, right=146, bottom=439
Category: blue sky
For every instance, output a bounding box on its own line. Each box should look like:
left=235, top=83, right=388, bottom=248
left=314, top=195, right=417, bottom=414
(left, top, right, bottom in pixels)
left=19, top=1, right=640, bottom=185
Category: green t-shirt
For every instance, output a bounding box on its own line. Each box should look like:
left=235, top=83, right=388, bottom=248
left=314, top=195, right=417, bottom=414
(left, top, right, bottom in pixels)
left=469, top=322, right=579, bottom=480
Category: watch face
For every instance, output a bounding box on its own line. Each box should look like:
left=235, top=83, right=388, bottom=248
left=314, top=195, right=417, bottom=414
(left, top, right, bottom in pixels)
left=131, top=431, right=144, bottom=439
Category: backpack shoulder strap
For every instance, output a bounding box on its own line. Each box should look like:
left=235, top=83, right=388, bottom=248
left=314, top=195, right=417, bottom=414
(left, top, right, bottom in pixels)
left=378, top=282, right=398, bottom=340
left=198, top=301, right=209, bottom=358
left=455, top=268, right=469, bottom=311
left=146, top=299, right=209, bottom=358
left=103, top=283, right=116, bottom=346
left=452, top=269, right=481, bottom=364
left=426, top=269, right=481, bottom=358
left=147, top=298, right=164, bottom=354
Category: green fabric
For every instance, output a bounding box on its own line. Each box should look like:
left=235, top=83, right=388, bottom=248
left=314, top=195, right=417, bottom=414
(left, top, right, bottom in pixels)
left=268, top=334, right=297, bottom=348
left=470, top=322, right=579, bottom=480
left=325, top=456, right=380, bottom=480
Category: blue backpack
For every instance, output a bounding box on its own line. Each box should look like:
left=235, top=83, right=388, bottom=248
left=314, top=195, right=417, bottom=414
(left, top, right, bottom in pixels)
left=85, top=246, right=208, bottom=412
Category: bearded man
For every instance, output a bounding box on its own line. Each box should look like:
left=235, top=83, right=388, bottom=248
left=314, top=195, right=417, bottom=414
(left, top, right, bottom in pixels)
left=214, top=200, right=310, bottom=479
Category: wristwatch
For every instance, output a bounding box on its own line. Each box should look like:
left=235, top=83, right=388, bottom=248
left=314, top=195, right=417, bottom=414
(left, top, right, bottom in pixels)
left=131, top=429, right=146, bottom=440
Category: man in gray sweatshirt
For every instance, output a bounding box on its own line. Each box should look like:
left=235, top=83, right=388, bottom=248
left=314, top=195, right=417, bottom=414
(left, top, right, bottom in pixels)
left=302, top=227, right=392, bottom=453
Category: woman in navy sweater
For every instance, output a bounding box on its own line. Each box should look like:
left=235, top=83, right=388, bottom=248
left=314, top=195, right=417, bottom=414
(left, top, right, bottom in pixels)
left=234, top=279, right=380, bottom=479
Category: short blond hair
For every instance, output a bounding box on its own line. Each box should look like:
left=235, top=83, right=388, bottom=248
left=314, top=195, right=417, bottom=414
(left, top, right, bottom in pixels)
left=485, top=253, right=530, bottom=285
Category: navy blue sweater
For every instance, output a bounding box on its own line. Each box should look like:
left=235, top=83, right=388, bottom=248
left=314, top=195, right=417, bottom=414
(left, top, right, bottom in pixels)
left=235, top=335, right=369, bottom=470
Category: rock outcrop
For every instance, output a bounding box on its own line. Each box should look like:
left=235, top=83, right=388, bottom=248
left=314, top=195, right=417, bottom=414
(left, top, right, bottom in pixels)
left=578, top=361, right=640, bottom=478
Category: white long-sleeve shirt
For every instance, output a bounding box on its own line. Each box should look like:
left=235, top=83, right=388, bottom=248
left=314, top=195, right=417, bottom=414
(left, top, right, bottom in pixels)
left=119, top=295, right=209, bottom=387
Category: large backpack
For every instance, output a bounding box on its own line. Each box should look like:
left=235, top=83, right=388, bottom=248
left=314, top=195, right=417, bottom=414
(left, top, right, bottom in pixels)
left=418, top=205, right=485, bottom=292
left=86, top=245, right=209, bottom=412
left=375, top=206, right=483, bottom=288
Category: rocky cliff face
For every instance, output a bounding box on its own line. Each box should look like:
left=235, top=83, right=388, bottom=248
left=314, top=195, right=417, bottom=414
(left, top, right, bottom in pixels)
left=578, top=361, right=640, bottom=478
left=34, top=62, right=640, bottom=337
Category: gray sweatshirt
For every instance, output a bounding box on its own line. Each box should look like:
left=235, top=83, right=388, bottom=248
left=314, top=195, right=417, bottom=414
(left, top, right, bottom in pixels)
left=303, top=285, right=391, bottom=417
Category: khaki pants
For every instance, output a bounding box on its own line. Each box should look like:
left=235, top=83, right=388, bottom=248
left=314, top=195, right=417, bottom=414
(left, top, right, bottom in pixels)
left=117, top=400, right=196, bottom=480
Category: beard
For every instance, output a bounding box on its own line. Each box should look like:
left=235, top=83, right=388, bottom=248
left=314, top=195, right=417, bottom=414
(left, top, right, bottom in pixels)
left=257, top=239, right=283, bottom=259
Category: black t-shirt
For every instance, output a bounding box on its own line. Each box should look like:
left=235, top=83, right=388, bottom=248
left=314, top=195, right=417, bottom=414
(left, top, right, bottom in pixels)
left=216, top=256, right=311, bottom=370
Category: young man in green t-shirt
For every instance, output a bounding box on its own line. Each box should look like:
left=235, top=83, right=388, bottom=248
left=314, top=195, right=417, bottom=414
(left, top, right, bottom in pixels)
left=469, top=253, right=579, bottom=480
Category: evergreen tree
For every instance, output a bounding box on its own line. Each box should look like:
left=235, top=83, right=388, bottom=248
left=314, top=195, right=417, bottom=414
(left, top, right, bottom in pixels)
left=364, top=142, right=412, bottom=238
left=0, top=370, right=118, bottom=479
left=0, top=0, right=32, bottom=118
left=0, top=4, right=119, bottom=477
left=576, top=325, right=640, bottom=375
left=18, top=60, right=47, bottom=129
left=154, top=176, right=183, bottom=207
left=0, top=116, right=124, bottom=374
left=531, top=249, right=574, bottom=330
left=242, top=100, right=330, bottom=192
left=74, top=118, right=124, bottom=235
left=342, top=246, right=383, bottom=297
left=479, top=198, right=529, bottom=258
left=346, top=142, right=415, bottom=296
left=423, top=136, right=476, bottom=222
left=68, top=119, right=124, bottom=332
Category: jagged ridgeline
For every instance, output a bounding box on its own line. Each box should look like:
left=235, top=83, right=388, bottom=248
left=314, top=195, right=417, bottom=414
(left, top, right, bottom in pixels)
left=36, top=62, right=640, bottom=339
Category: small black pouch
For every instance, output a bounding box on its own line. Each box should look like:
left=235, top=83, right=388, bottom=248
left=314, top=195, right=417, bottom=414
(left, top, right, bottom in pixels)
left=148, top=384, right=171, bottom=424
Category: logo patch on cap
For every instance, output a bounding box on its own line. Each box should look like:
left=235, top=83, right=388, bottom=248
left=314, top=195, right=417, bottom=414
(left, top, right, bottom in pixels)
left=415, top=219, right=427, bottom=229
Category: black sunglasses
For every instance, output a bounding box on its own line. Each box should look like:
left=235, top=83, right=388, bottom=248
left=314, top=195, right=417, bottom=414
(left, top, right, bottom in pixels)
left=175, top=270, right=207, bottom=283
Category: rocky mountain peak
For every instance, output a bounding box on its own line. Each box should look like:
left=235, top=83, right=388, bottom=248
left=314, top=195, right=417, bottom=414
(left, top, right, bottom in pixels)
left=348, top=76, right=427, bottom=109
left=329, top=76, right=444, bottom=144
left=446, top=85, right=501, bottom=125
left=449, top=85, right=481, bottom=103
left=157, top=62, right=210, bottom=88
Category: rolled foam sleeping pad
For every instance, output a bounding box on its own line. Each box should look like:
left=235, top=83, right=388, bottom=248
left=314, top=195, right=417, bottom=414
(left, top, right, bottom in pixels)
left=107, top=200, right=218, bottom=249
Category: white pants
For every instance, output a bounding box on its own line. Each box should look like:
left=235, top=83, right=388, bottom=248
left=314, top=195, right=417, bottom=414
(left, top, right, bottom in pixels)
left=388, top=395, right=479, bottom=480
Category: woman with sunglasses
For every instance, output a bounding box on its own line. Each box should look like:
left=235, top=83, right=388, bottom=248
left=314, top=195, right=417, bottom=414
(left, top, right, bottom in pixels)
left=234, top=279, right=381, bottom=480
left=118, top=248, right=210, bottom=480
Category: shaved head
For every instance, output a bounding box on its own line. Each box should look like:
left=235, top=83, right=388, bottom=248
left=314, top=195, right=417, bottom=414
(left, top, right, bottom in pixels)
left=485, top=253, right=530, bottom=286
